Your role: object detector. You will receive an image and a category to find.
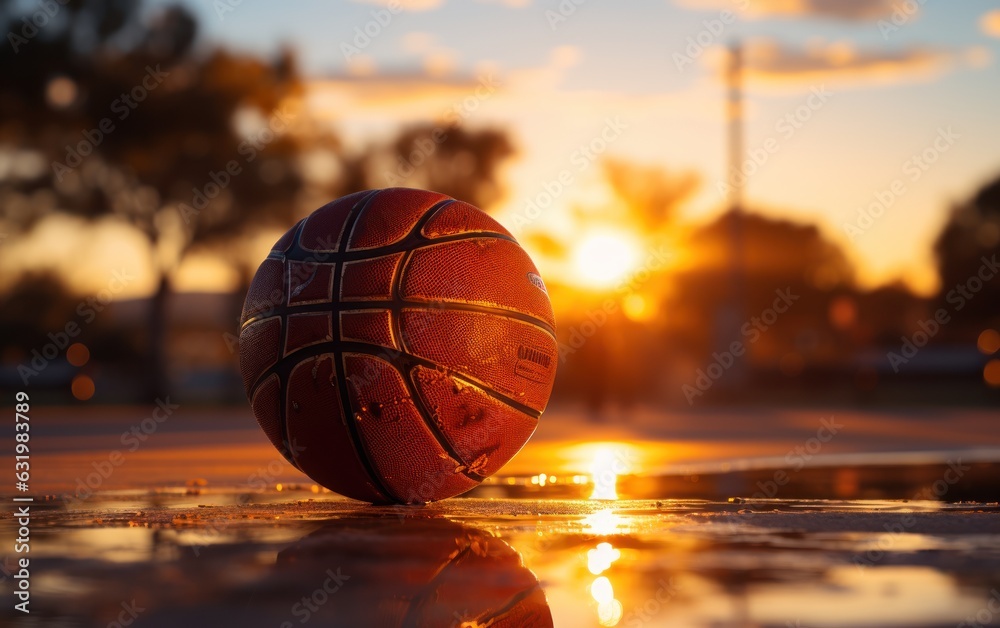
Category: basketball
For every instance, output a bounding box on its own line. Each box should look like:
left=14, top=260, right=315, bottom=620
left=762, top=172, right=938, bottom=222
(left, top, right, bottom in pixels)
left=274, top=516, right=553, bottom=627
left=238, top=188, right=557, bottom=503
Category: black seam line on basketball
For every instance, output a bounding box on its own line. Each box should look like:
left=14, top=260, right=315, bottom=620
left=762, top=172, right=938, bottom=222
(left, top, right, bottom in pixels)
left=241, top=193, right=390, bottom=498
left=398, top=300, right=556, bottom=339
left=401, top=364, right=486, bottom=484
left=392, top=231, right=484, bottom=481
left=242, top=188, right=381, bottom=400
left=390, top=243, right=486, bottom=484
left=407, top=197, right=456, bottom=240
left=252, top=339, right=543, bottom=421
left=250, top=373, right=297, bottom=468
left=276, top=231, right=302, bottom=472
left=467, top=585, right=544, bottom=627
left=281, top=189, right=380, bottom=263
left=241, top=298, right=557, bottom=341
left=245, top=314, right=547, bottom=422
left=286, top=217, right=307, bottom=254
left=396, top=346, right=542, bottom=417
left=331, top=191, right=399, bottom=504
left=270, top=196, right=456, bottom=263
left=239, top=218, right=306, bottom=333
left=239, top=215, right=307, bottom=401
left=400, top=544, right=476, bottom=628
left=267, top=229, right=519, bottom=265
left=287, top=255, right=322, bottom=302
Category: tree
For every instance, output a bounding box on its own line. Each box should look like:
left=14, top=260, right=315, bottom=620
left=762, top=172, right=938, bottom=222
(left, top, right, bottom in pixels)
left=934, top=174, right=1000, bottom=335
left=672, top=211, right=858, bottom=375
left=600, top=159, right=698, bottom=232
left=347, top=124, right=516, bottom=210
left=0, top=1, right=314, bottom=398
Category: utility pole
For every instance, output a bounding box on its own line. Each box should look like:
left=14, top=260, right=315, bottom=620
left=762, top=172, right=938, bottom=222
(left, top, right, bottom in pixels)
left=723, top=41, right=746, bottom=394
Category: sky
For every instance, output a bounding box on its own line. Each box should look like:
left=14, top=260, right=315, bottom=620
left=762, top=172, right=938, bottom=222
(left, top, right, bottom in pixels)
left=12, top=0, right=1000, bottom=297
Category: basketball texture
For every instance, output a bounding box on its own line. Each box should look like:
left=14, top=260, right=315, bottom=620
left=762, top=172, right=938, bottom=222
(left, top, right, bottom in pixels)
left=239, top=188, right=557, bottom=503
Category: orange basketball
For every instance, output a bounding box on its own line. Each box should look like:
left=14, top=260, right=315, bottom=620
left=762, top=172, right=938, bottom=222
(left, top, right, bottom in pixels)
left=274, top=516, right=553, bottom=627
left=239, top=188, right=557, bottom=503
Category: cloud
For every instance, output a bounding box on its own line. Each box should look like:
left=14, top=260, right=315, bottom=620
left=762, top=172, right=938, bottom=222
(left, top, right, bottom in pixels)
left=717, top=39, right=973, bottom=87
left=351, top=0, right=443, bottom=11
left=982, top=9, right=1000, bottom=38
left=675, top=0, right=902, bottom=21
left=304, top=43, right=709, bottom=138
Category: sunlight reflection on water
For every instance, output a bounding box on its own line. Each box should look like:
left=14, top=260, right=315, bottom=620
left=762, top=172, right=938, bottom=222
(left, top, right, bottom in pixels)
left=13, top=495, right=1000, bottom=628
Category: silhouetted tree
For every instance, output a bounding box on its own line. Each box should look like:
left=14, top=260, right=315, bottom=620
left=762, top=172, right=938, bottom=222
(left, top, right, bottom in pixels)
left=346, top=124, right=516, bottom=210
left=0, top=1, right=313, bottom=398
left=600, top=159, right=698, bottom=232
left=934, top=174, right=1000, bottom=335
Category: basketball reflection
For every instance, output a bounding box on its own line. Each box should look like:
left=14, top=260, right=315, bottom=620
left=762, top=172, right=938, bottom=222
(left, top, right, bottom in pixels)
left=274, top=514, right=553, bottom=628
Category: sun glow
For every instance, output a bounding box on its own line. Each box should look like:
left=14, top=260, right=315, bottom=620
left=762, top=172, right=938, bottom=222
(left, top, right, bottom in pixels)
left=590, top=575, right=624, bottom=626
left=571, top=231, right=641, bottom=288
left=590, top=448, right=621, bottom=500
left=583, top=510, right=625, bottom=536
left=585, top=443, right=638, bottom=500
left=588, top=542, right=622, bottom=575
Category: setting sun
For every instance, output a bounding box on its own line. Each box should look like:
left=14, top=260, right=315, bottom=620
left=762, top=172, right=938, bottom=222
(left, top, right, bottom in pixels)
left=571, top=231, right=641, bottom=288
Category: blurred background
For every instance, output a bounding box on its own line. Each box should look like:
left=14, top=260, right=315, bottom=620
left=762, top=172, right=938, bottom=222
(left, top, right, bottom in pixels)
left=1, top=0, right=998, bottom=497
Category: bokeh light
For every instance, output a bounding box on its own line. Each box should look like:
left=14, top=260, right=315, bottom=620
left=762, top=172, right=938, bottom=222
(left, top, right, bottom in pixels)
left=590, top=576, right=623, bottom=626
left=977, top=329, right=1000, bottom=355
left=45, top=76, right=77, bottom=109
left=71, top=375, right=95, bottom=401
left=66, top=343, right=90, bottom=367
left=622, top=293, right=655, bottom=321
left=829, top=296, right=858, bottom=329
left=587, top=542, right=622, bottom=575
left=984, top=360, right=1000, bottom=388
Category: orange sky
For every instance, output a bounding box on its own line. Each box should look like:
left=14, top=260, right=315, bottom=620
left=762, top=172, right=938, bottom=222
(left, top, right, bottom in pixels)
left=4, top=0, right=1000, bottom=298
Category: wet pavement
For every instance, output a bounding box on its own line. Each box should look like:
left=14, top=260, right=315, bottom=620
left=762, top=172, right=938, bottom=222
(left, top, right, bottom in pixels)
left=3, top=492, right=999, bottom=627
